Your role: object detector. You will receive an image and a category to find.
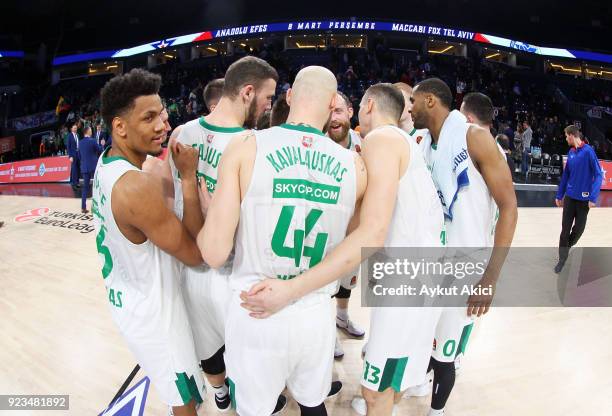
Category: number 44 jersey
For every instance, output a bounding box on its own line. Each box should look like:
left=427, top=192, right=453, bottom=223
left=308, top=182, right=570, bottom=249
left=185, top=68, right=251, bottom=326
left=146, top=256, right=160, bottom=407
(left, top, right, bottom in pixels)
left=231, top=123, right=357, bottom=295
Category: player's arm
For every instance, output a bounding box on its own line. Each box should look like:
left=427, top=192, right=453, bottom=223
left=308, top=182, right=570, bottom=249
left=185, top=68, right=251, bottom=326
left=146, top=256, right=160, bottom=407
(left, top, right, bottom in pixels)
left=242, top=131, right=407, bottom=317
left=466, top=125, right=518, bottom=315
left=197, top=131, right=255, bottom=268
left=171, top=142, right=204, bottom=240
left=112, top=171, right=203, bottom=267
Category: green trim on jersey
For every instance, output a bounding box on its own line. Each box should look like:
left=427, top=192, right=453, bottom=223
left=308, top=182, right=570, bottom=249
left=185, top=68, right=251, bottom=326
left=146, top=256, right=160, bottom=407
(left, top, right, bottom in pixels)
left=409, top=127, right=417, bottom=136
left=431, top=143, right=438, bottom=150
left=378, top=357, right=409, bottom=392
left=101, top=147, right=135, bottom=166
left=346, top=134, right=352, bottom=150
left=199, top=116, right=245, bottom=133
left=174, top=372, right=203, bottom=405
left=279, top=123, right=325, bottom=137
left=456, top=322, right=474, bottom=357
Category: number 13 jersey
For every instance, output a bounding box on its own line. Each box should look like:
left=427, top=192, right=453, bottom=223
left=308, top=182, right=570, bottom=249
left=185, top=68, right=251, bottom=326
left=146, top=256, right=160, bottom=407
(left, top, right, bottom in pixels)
left=231, top=123, right=357, bottom=295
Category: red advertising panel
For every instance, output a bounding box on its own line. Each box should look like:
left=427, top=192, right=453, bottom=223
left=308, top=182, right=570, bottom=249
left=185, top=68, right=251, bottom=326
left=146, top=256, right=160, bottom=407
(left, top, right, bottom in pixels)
left=600, top=159, right=612, bottom=191
left=0, top=136, right=16, bottom=154
left=0, top=156, right=71, bottom=184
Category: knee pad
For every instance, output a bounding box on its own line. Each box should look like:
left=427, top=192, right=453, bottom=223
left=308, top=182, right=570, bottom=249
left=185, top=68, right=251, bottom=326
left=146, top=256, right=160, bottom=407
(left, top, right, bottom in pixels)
left=201, top=345, right=225, bottom=375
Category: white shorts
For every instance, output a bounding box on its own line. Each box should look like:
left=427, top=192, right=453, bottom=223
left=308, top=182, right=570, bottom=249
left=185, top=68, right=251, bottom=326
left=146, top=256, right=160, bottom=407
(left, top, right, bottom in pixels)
left=433, top=308, right=474, bottom=363
left=225, top=292, right=335, bottom=416
left=108, top=280, right=206, bottom=407
left=182, top=265, right=232, bottom=362
left=362, top=307, right=442, bottom=393
left=337, top=265, right=360, bottom=292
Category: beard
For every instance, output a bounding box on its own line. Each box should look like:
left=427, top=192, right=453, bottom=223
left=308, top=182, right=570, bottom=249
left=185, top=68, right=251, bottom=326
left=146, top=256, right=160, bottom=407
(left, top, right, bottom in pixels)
left=327, top=119, right=350, bottom=143
left=243, top=98, right=258, bottom=129
left=412, top=112, right=427, bottom=129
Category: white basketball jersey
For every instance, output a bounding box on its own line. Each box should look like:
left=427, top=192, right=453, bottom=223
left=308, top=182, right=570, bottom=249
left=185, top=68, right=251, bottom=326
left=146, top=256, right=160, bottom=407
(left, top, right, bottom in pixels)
left=347, top=129, right=362, bottom=152
left=92, top=149, right=182, bottom=315
left=171, top=117, right=245, bottom=217
left=232, top=123, right=357, bottom=294
left=381, top=126, right=445, bottom=248
left=420, top=129, right=498, bottom=247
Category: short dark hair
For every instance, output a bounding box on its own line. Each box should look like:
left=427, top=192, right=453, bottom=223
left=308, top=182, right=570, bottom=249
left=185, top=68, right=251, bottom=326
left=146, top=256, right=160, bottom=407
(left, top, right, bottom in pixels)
left=415, top=77, right=453, bottom=109
left=364, top=83, right=405, bottom=122
left=564, top=125, right=580, bottom=136
left=270, top=92, right=290, bottom=127
left=203, top=78, right=224, bottom=111
left=337, top=91, right=352, bottom=108
left=462, top=92, right=494, bottom=125
left=223, top=56, right=278, bottom=98
left=100, top=68, right=161, bottom=130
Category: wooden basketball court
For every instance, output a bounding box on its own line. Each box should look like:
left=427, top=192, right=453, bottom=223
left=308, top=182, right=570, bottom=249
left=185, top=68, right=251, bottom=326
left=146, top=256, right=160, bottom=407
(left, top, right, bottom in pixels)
left=1, top=193, right=611, bottom=415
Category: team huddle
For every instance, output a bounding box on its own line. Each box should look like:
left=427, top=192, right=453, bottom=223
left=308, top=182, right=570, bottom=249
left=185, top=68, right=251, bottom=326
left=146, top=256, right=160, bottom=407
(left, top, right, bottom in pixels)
left=92, top=56, right=517, bottom=416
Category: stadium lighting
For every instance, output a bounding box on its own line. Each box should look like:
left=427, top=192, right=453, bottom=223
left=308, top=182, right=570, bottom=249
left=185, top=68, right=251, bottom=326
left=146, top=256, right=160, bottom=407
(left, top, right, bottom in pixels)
left=486, top=53, right=501, bottom=59
left=207, top=47, right=217, bottom=53
left=429, top=45, right=454, bottom=54
left=550, top=63, right=581, bottom=73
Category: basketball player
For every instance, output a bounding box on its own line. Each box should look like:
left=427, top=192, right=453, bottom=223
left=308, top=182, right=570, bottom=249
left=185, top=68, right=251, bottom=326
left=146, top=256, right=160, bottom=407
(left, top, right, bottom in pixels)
left=203, top=78, right=224, bottom=113
left=170, top=56, right=279, bottom=412
left=403, top=90, right=507, bottom=401
left=241, top=83, right=445, bottom=416
left=198, top=66, right=366, bottom=416
left=411, top=78, right=517, bottom=416
left=327, top=91, right=365, bottom=359
left=94, top=68, right=205, bottom=416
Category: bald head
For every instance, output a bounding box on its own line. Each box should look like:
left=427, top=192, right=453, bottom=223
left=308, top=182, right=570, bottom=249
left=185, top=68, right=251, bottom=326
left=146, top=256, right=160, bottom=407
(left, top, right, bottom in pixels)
left=286, top=66, right=338, bottom=130
left=290, top=66, right=337, bottom=104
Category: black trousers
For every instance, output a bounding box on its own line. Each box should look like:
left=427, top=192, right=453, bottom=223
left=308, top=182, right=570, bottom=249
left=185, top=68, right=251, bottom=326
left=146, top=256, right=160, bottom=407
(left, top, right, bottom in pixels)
left=558, top=196, right=590, bottom=261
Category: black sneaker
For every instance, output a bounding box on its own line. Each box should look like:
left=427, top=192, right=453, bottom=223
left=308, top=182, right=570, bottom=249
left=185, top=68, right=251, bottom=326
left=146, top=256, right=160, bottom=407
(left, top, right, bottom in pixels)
left=272, top=394, right=287, bottom=415
left=214, top=390, right=231, bottom=413
left=326, top=380, right=343, bottom=399
left=554, top=259, right=566, bottom=274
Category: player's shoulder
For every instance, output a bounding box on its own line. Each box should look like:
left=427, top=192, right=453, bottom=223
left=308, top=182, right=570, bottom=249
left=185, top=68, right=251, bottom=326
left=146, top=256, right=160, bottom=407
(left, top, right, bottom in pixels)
left=114, top=170, right=159, bottom=200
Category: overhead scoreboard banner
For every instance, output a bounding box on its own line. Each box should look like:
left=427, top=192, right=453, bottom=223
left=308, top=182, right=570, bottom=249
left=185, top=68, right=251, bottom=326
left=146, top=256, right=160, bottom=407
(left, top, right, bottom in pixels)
left=52, top=19, right=612, bottom=66
left=0, top=156, right=71, bottom=184
left=0, top=50, right=25, bottom=58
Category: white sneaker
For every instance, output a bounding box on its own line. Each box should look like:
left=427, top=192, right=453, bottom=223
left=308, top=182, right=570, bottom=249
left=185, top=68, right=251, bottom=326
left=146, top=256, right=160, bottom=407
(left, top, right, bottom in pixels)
left=351, top=397, right=367, bottom=416
left=403, top=372, right=433, bottom=398
left=167, top=403, right=202, bottom=416
left=350, top=397, right=397, bottom=416
left=336, top=316, right=366, bottom=338
left=334, top=337, right=345, bottom=359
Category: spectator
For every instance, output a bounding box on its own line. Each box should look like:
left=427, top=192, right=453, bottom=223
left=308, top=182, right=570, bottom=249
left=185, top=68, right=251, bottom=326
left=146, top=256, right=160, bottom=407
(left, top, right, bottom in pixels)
left=522, top=120, right=533, bottom=176
left=78, top=127, right=101, bottom=213
left=66, top=123, right=81, bottom=189
left=554, top=125, right=603, bottom=273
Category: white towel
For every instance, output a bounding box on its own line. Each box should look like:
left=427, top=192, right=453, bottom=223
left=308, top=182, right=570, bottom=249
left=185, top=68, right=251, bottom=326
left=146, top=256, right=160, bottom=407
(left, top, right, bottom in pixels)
left=419, top=110, right=471, bottom=220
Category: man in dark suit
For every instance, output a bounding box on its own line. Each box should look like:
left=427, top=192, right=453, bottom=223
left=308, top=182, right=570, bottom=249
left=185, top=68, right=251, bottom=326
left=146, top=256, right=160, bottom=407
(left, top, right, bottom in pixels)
left=79, top=127, right=102, bottom=213
left=94, top=123, right=109, bottom=148
left=66, top=123, right=81, bottom=189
